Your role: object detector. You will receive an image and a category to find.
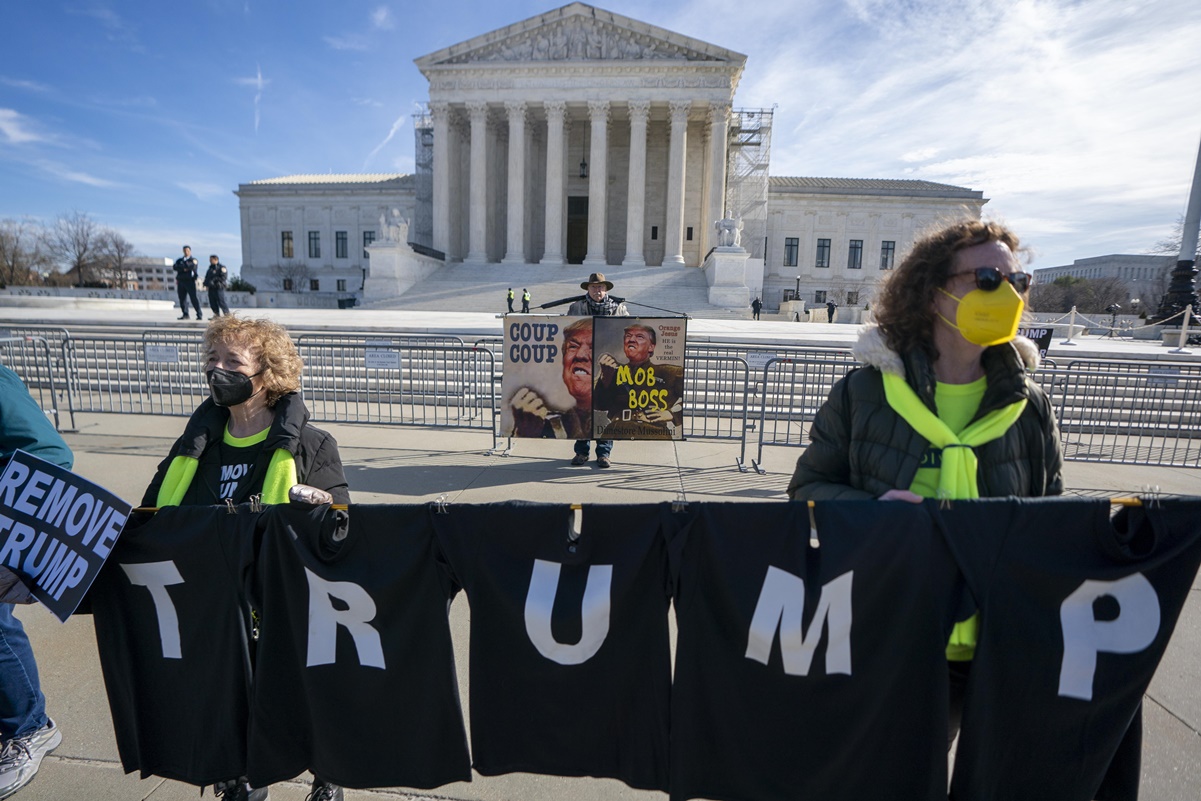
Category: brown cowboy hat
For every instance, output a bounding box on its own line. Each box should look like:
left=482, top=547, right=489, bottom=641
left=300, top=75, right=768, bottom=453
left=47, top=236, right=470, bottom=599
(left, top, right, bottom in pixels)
left=580, top=272, right=614, bottom=291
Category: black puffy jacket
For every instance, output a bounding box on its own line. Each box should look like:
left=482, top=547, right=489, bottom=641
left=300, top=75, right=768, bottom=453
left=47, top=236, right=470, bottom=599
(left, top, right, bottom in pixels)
left=142, top=392, right=349, bottom=506
left=787, top=327, right=1063, bottom=501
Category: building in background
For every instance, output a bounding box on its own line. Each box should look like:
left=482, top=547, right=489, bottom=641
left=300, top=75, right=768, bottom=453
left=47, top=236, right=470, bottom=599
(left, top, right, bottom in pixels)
left=1034, top=254, right=1174, bottom=309
left=126, top=257, right=175, bottom=292
left=235, top=3, right=985, bottom=310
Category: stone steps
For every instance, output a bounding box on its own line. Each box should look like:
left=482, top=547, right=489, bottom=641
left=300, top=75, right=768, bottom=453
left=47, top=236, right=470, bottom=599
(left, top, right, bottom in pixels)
left=361, top=261, right=752, bottom=319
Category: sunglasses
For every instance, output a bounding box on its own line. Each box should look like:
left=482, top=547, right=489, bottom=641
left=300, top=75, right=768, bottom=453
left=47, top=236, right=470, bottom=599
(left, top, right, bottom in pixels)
left=950, top=267, right=1032, bottom=293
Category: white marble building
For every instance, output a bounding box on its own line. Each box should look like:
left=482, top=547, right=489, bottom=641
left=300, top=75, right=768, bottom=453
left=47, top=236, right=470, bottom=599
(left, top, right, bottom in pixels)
left=1035, top=254, right=1174, bottom=307
left=235, top=3, right=986, bottom=309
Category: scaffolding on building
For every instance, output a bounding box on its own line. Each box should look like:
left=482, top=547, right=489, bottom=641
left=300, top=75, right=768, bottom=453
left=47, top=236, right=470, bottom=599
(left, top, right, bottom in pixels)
left=411, top=103, right=434, bottom=249
left=725, top=108, right=773, bottom=261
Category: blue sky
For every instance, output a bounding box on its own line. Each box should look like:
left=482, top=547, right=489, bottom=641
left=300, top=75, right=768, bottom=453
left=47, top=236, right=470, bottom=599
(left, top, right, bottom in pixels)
left=2, top=0, right=1199, bottom=272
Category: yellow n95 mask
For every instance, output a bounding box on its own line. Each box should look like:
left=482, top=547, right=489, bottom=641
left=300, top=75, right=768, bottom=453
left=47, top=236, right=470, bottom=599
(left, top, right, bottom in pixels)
left=937, top=279, right=1025, bottom=347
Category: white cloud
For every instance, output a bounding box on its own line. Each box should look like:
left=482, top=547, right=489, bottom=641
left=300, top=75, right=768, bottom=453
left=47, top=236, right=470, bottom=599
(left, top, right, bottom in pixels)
left=0, top=77, right=51, bottom=93
left=36, top=159, right=120, bottom=188
left=233, top=65, right=270, bottom=133
left=0, top=109, right=47, bottom=144
left=352, top=97, right=384, bottom=108
left=371, top=6, right=394, bottom=30
left=175, top=182, right=229, bottom=201
left=365, top=114, right=407, bottom=166
left=324, top=34, right=369, bottom=51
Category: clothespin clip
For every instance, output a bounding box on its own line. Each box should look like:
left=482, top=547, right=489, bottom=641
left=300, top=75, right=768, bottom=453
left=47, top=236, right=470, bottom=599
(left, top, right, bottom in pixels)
left=224, top=498, right=237, bottom=515
left=568, top=504, right=583, bottom=548
left=936, top=489, right=953, bottom=510
left=807, top=501, right=819, bottom=549
left=672, top=493, right=689, bottom=514
left=1143, top=486, right=1162, bottom=509
left=432, top=494, right=450, bottom=515
left=248, top=494, right=263, bottom=513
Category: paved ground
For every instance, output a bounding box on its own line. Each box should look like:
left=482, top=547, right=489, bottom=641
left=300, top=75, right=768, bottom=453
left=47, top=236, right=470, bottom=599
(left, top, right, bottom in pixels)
left=3, top=304, right=1200, bottom=799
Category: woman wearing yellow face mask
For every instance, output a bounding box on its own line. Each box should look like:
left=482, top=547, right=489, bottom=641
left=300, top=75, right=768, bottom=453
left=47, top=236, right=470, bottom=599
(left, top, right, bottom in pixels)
left=786, top=219, right=1063, bottom=749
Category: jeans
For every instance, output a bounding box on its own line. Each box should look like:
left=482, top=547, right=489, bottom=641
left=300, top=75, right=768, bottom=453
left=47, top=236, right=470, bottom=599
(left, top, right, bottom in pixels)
left=0, top=604, right=48, bottom=739
left=574, top=439, right=612, bottom=459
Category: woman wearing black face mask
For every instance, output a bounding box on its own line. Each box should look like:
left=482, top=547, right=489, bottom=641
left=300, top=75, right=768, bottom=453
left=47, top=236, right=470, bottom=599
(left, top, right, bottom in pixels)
left=139, top=316, right=349, bottom=801
left=142, top=315, right=349, bottom=510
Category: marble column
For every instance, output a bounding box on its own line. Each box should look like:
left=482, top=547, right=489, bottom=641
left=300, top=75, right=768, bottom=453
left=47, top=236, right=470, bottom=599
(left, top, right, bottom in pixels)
left=466, top=101, right=489, bottom=263
left=705, top=102, right=731, bottom=256
left=622, top=100, right=650, bottom=267
left=540, top=101, right=567, bottom=265
left=502, top=101, right=528, bottom=263
left=430, top=102, right=451, bottom=256
left=583, top=100, right=610, bottom=267
left=664, top=100, right=691, bottom=267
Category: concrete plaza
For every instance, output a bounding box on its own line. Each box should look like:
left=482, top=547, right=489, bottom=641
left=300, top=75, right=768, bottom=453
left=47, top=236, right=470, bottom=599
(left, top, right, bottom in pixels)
left=2, top=303, right=1200, bottom=800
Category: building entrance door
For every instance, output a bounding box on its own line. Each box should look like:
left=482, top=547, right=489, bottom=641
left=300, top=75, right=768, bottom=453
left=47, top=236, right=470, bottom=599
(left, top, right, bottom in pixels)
left=566, top=196, right=588, bottom=265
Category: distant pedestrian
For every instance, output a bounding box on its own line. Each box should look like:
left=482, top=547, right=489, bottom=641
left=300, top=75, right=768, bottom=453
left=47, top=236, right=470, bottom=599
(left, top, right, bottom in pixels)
left=826, top=300, right=838, bottom=323
left=522, top=288, right=531, bottom=313
left=751, top=297, right=762, bottom=321
left=174, top=245, right=202, bottom=320
left=507, top=288, right=514, bottom=313
left=203, top=255, right=230, bottom=317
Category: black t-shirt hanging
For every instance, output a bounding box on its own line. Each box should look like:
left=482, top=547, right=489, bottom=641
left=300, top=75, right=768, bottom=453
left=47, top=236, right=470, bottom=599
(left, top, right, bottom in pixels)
left=668, top=500, right=965, bottom=801
left=183, top=427, right=269, bottom=506
left=939, top=497, right=1201, bottom=801
left=247, top=504, right=471, bottom=790
left=88, top=505, right=258, bottom=785
left=433, top=503, right=672, bottom=792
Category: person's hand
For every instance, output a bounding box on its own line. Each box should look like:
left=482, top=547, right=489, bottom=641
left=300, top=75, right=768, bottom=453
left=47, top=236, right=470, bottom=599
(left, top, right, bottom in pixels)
left=289, top=484, right=334, bottom=506
left=641, top=408, right=674, bottom=424
left=511, top=387, right=549, bottom=419
left=878, top=489, right=924, bottom=503
left=598, top=353, right=618, bottom=370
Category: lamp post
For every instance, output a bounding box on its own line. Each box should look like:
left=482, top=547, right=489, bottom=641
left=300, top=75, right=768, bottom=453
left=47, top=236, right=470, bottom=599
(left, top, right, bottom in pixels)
left=795, top=275, right=800, bottom=301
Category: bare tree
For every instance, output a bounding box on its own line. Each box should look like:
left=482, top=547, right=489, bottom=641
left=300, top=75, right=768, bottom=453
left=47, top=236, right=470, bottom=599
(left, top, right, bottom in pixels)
left=44, top=211, right=103, bottom=285
left=1152, top=214, right=1201, bottom=260
left=0, top=218, right=49, bottom=286
left=94, top=229, right=139, bottom=288
left=270, top=261, right=311, bottom=292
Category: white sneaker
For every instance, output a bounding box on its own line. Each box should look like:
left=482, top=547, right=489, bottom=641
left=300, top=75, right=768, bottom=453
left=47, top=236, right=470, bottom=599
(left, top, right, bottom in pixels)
left=0, top=719, right=61, bottom=799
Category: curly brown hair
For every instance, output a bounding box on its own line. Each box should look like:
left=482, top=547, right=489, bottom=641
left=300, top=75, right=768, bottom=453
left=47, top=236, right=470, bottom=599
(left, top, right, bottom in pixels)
left=203, top=315, right=303, bottom=407
left=874, top=219, right=1024, bottom=359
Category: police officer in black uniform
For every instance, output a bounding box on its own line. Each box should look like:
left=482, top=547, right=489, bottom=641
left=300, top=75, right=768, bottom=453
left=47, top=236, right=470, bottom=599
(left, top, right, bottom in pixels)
left=174, top=245, right=202, bottom=320
left=204, top=254, right=231, bottom=317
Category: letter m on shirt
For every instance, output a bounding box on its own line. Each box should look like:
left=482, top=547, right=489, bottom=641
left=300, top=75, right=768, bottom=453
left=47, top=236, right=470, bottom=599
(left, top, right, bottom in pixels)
left=745, top=567, right=853, bottom=676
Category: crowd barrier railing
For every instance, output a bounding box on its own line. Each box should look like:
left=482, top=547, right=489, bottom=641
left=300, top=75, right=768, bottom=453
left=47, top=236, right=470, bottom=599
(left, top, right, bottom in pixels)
left=6, top=327, right=1201, bottom=472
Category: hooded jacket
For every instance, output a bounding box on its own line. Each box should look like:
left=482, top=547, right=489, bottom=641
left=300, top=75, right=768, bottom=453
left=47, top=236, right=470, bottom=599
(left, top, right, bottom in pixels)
left=141, top=391, right=349, bottom=507
left=787, top=326, right=1063, bottom=501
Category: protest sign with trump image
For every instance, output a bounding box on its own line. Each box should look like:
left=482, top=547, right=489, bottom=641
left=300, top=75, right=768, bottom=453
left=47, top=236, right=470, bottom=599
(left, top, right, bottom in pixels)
left=501, top=317, right=686, bottom=441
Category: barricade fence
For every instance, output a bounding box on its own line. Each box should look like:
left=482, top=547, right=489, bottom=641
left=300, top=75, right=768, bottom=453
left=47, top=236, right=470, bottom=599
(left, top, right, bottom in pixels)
left=1, top=326, right=1198, bottom=471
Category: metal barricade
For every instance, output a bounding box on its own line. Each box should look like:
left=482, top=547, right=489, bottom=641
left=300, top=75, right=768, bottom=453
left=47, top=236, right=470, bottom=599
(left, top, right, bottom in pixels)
left=751, top=353, right=858, bottom=474
left=681, top=354, right=753, bottom=470
left=0, top=336, right=70, bottom=431
left=298, top=339, right=499, bottom=447
left=1051, top=365, right=1201, bottom=467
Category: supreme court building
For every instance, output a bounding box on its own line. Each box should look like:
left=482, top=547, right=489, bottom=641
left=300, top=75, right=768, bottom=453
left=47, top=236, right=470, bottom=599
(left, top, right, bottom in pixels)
left=236, top=3, right=986, bottom=309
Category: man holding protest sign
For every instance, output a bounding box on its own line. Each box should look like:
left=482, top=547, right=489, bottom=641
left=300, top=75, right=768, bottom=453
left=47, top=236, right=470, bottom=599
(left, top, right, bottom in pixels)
left=0, top=365, right=71, bottom=799
left=565, top=273, right=629, bottom=468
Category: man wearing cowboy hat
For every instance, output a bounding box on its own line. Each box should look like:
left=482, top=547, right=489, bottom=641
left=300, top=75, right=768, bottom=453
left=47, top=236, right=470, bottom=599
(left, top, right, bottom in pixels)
left=565, top=272, right=629, bottom=467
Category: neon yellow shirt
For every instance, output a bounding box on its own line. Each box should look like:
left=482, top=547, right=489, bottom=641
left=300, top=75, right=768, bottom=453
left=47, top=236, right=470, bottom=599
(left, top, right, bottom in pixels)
left=909, top=376, right=987, bottom=499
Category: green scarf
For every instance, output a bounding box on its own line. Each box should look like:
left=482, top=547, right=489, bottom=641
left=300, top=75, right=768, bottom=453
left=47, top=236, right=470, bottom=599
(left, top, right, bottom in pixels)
left=155, top=447, right=298, bottom=507
left=882, top=371, right=1027, bottom=659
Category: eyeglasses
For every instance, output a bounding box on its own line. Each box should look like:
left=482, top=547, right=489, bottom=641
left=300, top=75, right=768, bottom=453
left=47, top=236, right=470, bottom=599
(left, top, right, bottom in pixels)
left=950, top=267, right=1032, bottom=293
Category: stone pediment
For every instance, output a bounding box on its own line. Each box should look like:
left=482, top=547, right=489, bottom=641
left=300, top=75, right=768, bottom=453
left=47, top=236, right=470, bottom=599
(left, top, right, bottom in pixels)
left=415, top=2, right=745, bottom=69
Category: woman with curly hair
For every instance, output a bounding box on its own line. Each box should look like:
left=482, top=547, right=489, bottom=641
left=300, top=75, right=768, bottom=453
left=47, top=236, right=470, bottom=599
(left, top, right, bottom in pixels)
left=141, top=314, right=347, bottom=801
left=787, top=219, right=1063, bottom=748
